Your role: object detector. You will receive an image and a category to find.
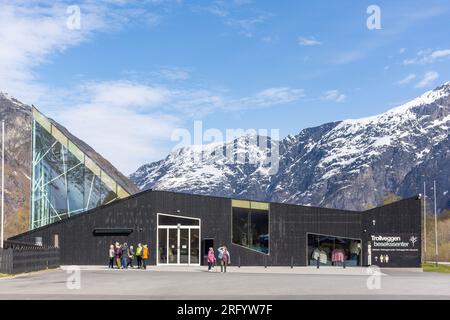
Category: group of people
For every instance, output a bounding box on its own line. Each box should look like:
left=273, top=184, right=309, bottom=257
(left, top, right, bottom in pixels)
left=207, top=245, right=231, bottom=273
left=109, top=242, right=149, bottom=269
left=109, top=242, right=232, bottom=272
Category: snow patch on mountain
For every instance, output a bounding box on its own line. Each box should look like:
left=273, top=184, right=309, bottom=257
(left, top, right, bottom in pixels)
left=130, top=82, right=450, bottom=211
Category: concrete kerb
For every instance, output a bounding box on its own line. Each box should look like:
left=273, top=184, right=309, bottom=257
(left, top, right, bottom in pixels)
left=60, top=265, right=389, bottom=276
left=0, top=267, right=61, bottom=280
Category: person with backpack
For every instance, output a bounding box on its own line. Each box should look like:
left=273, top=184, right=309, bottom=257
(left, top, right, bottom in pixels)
left=108, top=244, right=115, bottom=269
left=142, top=244, right=149, bottom=270
left=121, top=242, right=129, bottom=269
left=114, top=242, right=122, bottom=269
left=207, top=247, right=216, bottom=272
left=136, top=243, right=143, bottom=269
left=127, top=245, right=135, bottom=268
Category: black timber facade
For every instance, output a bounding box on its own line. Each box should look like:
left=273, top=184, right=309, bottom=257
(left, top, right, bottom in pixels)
left=10, top=190, right=422, bottom=267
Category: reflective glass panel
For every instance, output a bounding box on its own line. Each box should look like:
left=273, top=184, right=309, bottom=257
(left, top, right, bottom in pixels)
left=232, top=206, right=269, bottom=254
left=190, top=229, right=200, bottom=264
left=307, top=233, right=361, bottom=266
left=158, top=228, right=167, bottom=264
left=30, top=116, right=126, bottom=229
left=158, top=214, right=200, bottom=226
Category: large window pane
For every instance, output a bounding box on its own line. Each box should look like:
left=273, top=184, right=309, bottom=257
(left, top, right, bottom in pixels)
left=249, top=209, right=269, bottom=253
left=158, top=228, right=167, bottom=264
left=66, top=151, right=84, bottom=214
left=308, top=233, right=361, bottom=266
left=232, top=207, right=269, bottom=254
left=190, top=229, right=200, bottom=264
left=232, top=207, right=249, bottom=247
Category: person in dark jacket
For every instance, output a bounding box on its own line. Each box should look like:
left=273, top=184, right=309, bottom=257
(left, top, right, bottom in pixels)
left=127, top=245, right=135, bottom=268
left=121, top=243, right=129, bottom=269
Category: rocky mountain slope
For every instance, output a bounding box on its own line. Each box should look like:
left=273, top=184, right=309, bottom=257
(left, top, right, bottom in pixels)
left=0, top=93, right=32, bottom=238
left=131, top=82, right=450, bottom=212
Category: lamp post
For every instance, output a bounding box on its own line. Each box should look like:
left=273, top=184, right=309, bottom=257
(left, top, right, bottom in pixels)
left=433, top=180, right=438, bottom=267
left=0, top=120, right=4, bottom=249
left=423, top=181, right=427, bottom=262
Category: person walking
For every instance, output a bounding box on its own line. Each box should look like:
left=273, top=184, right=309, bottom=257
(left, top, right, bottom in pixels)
left=136, top=243, right=143, bottom=269
left=127, top=245, right=135, bottom=268
left=114, top=242, right=122, bottom=269
left=220, top=246, right=230, bottom=273
left=207, top=247, right=216, bottom=272
left=108, top=244, right=115, bottom=269
left=121, top=242, right=129, bottom=269
left=142, top=244, right=149, bottom=270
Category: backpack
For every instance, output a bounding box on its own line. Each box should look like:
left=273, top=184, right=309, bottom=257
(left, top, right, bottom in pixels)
left=217, top=248, right=223, bottom=260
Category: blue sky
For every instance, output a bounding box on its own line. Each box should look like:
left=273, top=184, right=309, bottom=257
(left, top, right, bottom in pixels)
left=1, top=0, right=450, bottom=173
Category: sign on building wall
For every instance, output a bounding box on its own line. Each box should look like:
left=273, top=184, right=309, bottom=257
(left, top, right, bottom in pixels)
left=368, top=234, right=420, bottom=267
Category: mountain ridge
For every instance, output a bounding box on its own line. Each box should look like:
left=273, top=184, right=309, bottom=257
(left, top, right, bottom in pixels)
left=130, top=82, right=450, bottom=212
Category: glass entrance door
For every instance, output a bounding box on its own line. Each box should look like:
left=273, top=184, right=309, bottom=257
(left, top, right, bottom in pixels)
left=179, top=228, right=189, bottom=264
left=157, top=213, right=201, bottom=265
left=168, top=228, right=178, bottom=264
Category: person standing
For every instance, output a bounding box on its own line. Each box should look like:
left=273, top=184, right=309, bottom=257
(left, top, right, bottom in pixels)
left=108, top=244, right=115, bottom=269
left=121, top=242, right=129, bottom=269
left=114, top=242, right=122, bottom=269
left=142, top=244, right=149, bottom=270
left=136, top=243, right=143, bottom=269
left=127, top=245, right=135, bottom=268
left=220, top=246, right=231, bottom=273
left=207, top=247, right=216, bottom=272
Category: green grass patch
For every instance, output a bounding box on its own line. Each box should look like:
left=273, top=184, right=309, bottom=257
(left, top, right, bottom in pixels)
left=0, top=273, right=11, bottom=278
left=423, top=263, right=450, bottom=274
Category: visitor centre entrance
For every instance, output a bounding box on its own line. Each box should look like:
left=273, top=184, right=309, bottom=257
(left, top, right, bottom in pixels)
left=157, top=213, right=201, bottom=265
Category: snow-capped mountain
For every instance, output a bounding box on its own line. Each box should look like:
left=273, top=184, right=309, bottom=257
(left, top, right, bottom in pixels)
left=130, top=82, right=450, bottom=211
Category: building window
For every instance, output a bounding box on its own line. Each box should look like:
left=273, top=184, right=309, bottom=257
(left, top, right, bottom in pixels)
left=232, top=204, right=269, bottom=254
left=307, top=233, right=361, bottom=266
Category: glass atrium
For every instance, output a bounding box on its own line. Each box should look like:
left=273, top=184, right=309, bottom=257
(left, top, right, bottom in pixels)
left=30, top=107, right=131, bottom=229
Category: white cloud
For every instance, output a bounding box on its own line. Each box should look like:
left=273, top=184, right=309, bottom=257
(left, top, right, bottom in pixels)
left=0, top=1, right=304, bottom=174
left=395, top=74, right=416, bottom=85
left=43, top=81, right=306, bottom=173
left=225, top=15, right=267, bottom=38
left=322, top=90, right=346, bottom=103
left=54, top=102, right=181, bottom=174
left=84, top=81, right=170, bottom=108
left=297, top=36, right=322, bottom=46
left=415, top=71, right=439, bottom=88
left=332, top=50, right=366, bottom=65
left=232, top=87, right=305, bottom=109
left=261, top=35, right=277, bottom=43
left=399, top=48, right=406, bottom=54
left=0, top=1, right=163, bottom=104
left=157, top=67, right=191, bottom=81
left=430, top=49, right=450, bottom=60
left=403, top=48, right=450, bottom=65
left=0, top=2, right=96, bottom=102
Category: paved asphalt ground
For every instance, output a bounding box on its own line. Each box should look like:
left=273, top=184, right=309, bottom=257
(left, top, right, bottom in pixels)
left=0, top=266, right=449, bottom=300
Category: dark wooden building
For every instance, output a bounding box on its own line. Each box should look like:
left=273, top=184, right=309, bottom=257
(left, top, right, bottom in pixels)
left=10, top=190, right=422, bottom=268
